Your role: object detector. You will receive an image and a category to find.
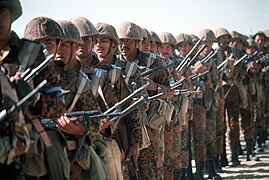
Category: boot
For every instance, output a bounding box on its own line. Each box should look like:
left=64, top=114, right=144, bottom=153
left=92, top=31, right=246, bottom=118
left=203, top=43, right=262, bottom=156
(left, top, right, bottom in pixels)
left=203, top=161, right=208, bottom=174
left=206, top=160, right=222, bottom=180
left=195, top=161, right=205, bottom=180
left=213, top=157, right=224, bottom=173
left=246, top=140, right=260, bottom=161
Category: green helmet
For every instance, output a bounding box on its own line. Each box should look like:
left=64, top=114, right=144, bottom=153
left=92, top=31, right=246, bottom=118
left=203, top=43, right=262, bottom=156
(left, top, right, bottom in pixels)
left=198, top=28, right=216, bottom=42
left=116, top=21, right=142, bottom=41
left=176, top=33, right=192, bottom=45
left=158, top=32, right=176, bottom=48
left=23, top=16, right=64, bottom=41
left=57, top=20, right=81, bottom=44
left=0, top=0, right=22, bottom=22
left=215, top=27, right=231, bottom=39
left=189, top=34, right=199, bottom=44
left=137, top=25, right=147, bottom=40
left=149, top=30, right=161, bottom=44
left=70, top=16, right=97, bottom=37
left=95, top=22, right=119, bottom=48
left=230, top=31, right=242, bottom=41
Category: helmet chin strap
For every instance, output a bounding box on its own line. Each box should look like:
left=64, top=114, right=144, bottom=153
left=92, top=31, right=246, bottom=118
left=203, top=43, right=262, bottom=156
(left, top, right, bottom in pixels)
left=66, top=42, right=74, bottom=65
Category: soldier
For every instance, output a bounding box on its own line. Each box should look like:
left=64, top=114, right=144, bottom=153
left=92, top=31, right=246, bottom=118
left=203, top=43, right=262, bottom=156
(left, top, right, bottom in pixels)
left=175, top=33, right=194, bottom=179
left=149, top=30, right=161, bottom=54
left=0, top=1, right=67, bottom=179
left=116, top=21, right=170, bottom=179
left=253, top=31, right=269, bottom=152
left=141, top=28, right=153, bottom=53
left=23, top=16, right=71, bottom=179
left=55, top=20, right=108, bottom=180
left=70, top=16, right=98, bottom=67
left=264, top=29, right=269, bottom=46
left=158, top=31, right=177, bottom=179
left=215, top=27, right=242, bottom=167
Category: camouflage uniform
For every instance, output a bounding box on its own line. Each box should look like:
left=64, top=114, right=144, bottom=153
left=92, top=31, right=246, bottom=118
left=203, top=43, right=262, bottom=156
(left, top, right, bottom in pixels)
left=0, top=69, right=30, bottom=179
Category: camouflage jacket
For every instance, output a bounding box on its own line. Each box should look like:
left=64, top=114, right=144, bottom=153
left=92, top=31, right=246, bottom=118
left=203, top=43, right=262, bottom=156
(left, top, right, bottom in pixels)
left=0, top=70, right=30, bottom=165
left=0, top=31, right=65, bottom=120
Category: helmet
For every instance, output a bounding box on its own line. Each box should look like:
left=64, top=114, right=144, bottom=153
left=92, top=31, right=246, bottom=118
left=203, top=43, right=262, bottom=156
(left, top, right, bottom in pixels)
left=70, top=16, right=97, bottom=37
left=247, top=38, right=257, bottom=48
left=252, top=31, right=267, bottom=40
left=95, top=22, right=119, bottom=47
left=215, top=28, right=231, bottom=39
left=149, top=30, right=161, bottom=44
left=57, top=20, right=81, bottom=44
left=176, top=33, right=192, bottom=45
left=144, top=28, right=154, bottom=42
left=198, top=28, right=216, bottom=42
left=137, top=26, right=147, bottom=40
left=116, top=21, right=142, bottom=41
left=158, top=32, right=176, bottom=48
left=189, top=34, right=199, bottom=44
left=264, top=29, right=269, bottom=38
left=23, top=16, right=64, bottom=41
left=0, top=0, right=22, bottom=22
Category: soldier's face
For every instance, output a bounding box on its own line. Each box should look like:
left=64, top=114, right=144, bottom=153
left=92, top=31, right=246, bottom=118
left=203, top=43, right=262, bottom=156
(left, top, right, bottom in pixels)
left=93, top=37, right=111, bottom=58
left=119, top=38, right=137, bottom=57
left=158, top=43, right=173, bottom=59
left=177, top=42, right=190, bottom=57
left=246, top=46, right=256, bottom=55
left=38, top=38, right=58, bottom=55
left=254, top=35, right=265, bottom=51
left=141, top=39, right=150, bottom=53
left=201, top=40, right=213, bottom=55
left=229, top=38, right=242, bottom=49
left=55, top=41, right=77, bottom=64
left=0, top=7, right=11, bottom=39
left=77, top=36, right=93, bottom=58
left=150, top=41, right=158, bottom=54
left=218, top=35, right=230, bottom=49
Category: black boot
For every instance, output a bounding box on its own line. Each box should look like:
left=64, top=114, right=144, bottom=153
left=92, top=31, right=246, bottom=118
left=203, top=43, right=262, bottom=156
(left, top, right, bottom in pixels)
left=207, top=160, right=222, bottom=180
left=195, top=161, right=205, bottom=180
left=230, top=144, right=241, bottom=167
left=187, top=165, right=194, bottom=180
left=220, top=135, right=228, bottom=167
left=213, top=157, right=224, bottom=173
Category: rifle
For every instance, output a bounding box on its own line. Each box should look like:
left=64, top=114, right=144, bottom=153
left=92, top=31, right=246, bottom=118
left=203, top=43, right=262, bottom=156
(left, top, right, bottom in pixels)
left=0, top=80, right=47, bottom=124
left=176, top=36, right=204, bottom=72
left=141, top=60, right=176, bottom=78
left=22, top=49, right=54, bottom=82
left=186, top=43, right=207, bottom=67
left=200, top=46, right=220, bottom=64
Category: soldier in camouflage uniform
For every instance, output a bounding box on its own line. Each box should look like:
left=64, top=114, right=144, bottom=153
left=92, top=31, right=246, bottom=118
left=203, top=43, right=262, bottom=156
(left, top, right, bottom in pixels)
left=158, top=31, right=178, bottom=179
left=116, top=21, right=170, bottom=179
left=55, top=20, right=108, bottom=180
left=93, top=22, right=146, bottom=180
left=215, top=27, right=242, bottom=167
left=253, top=31, right=269, bottom=153
left=175, top=33, right=193, bottom=179
left=23, top=16, right=71, bottom=180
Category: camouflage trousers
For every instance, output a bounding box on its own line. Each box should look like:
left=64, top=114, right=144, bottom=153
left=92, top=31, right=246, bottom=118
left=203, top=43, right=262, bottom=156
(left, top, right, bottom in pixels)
left=172, top=120, right=181, bottom=178
left=240, top=92, right=254, bottom=142
left=224, top=84, right=240, bottom=159
left=192, top=103, right=206, bottom=162
left=205, top=108, right=217, bottom=160
left=253, top=96, right=266, bottom=145
left=138, top=126, right=164, bottom=180
left=215, top=96, right=225, bottom=156
left=164, top=122, right=173, bottom=180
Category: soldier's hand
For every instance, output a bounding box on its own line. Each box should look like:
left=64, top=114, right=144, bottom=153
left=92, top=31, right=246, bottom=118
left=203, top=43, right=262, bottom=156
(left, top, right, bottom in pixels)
left=227, top=57, right=235, bottom=71
left=100, top=118, right=110, bottom=134
left=15, top=141, right=28, bottom=157
left=56, top=115, right=85, bottom=135
left=144, top=78, right=157, bottom=91
left=127, top=143, right=139, bottom=169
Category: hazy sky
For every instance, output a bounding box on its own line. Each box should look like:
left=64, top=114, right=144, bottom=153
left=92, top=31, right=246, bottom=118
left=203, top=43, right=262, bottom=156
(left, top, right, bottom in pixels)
left=12, top=0, right=269, bottom=38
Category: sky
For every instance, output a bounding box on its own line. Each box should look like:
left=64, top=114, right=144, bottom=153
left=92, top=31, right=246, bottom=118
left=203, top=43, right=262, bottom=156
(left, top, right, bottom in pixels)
left=12, top=0, right=269, bottom=38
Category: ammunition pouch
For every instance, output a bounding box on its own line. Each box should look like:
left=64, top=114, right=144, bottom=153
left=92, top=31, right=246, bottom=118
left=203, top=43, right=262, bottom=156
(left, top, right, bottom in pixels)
left=146, top=99, right=168, bottom=130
